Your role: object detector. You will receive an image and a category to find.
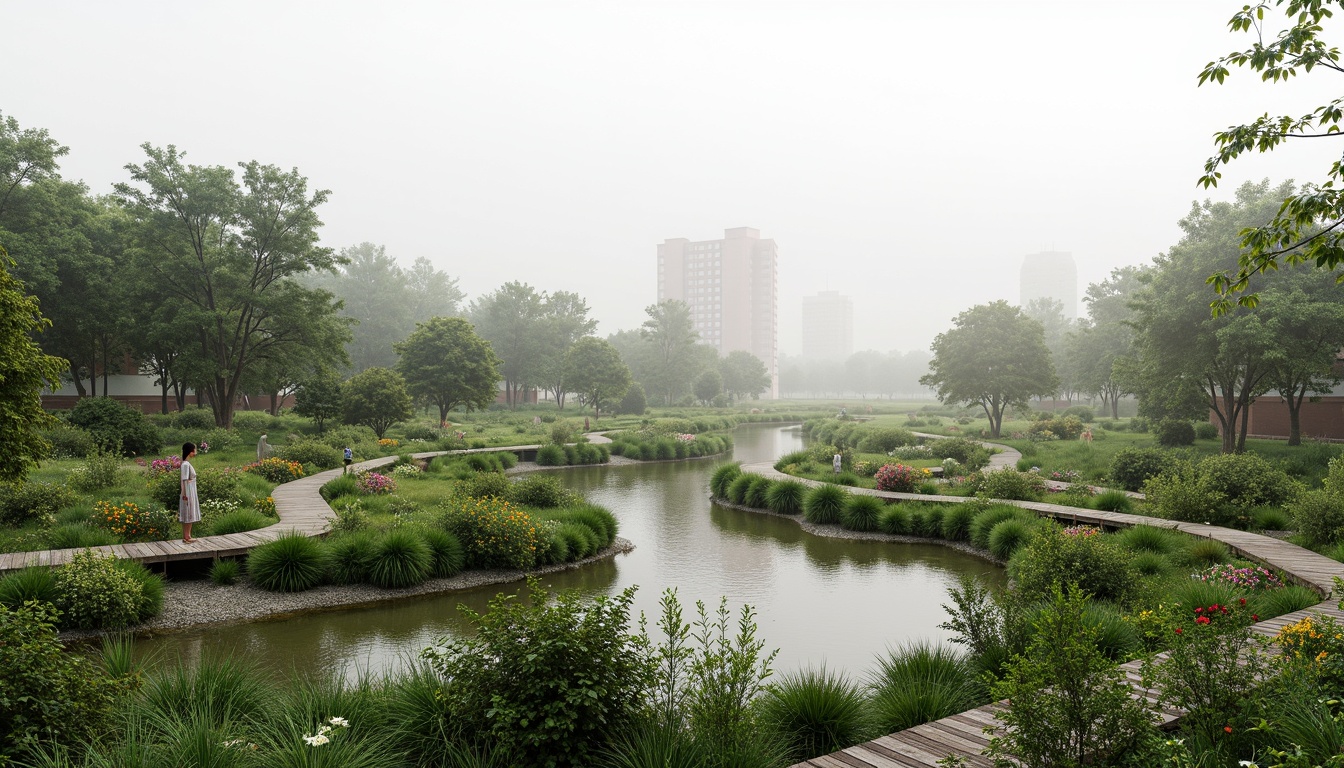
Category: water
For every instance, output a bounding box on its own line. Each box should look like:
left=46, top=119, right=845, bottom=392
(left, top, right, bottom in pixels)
left=140, top=424, right=1004, bottom=679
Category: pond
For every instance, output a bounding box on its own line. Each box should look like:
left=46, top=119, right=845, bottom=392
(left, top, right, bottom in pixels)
left=139, top=423, right=1005, bottom=679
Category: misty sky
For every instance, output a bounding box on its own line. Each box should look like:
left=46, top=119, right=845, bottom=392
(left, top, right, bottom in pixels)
left=5, top=1, right=1333, bottom=355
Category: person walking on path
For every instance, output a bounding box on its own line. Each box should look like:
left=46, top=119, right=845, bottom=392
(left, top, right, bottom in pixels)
left=179, top=442, right=200, bottom=543
left=343, top=446, right=354, bottom=473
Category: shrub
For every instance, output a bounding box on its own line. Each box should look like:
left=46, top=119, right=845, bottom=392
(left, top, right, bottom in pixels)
left=975, top=469, right=1045, bottom=501
left=1109, top=447, right=1169, bottom=491
left=277, top=439, right=342, bottom=470
left=457, top=470, right=511, bottom=500
left=441, top=496, right=540, bottom=570
left=868, top=641, right=980, bottom=733
left=67, top=397, right=162, bottom=456
left=0, top=601, right=126, bottom=762
left=244, top=457, right=307, bottom=483
left=1291, top=489, right=1344, bottom=545
left=356, top=470, right=396, bottom=495
left=1009, top=524, right=1136, bottom=603
left=987, top=518, right=1036, bottom=560
left=874, top=464, right=926, bottom=493
left=930, top=437, right=991, bottom=471
left=1131, top=551, right=1173, bottom=577
left=0, top=481, right=78, bottom=527
left=840, top=494, right=884, bottom=532
left=559, top=504, right=619, bottom=547
left=536, top=444, right=567, bottom=466
left=877, top=504, right=912, bottom=535
left=557, top=521, right=599, bottom=559
left=0, top=566, right=58, bottom=609
left=1194, top=422, right=1220, bottom=441
left=1063, top=405, right=1094, bottom=422
left=423, top=582, right=650, bottom=768
left=327, top=532, right=377, bottom=584
left=939, top=505, right=976, bottom=541
left=368, top=529, right=433, bottom=588
left=207, top=509, right=273, bottom=536
left=146, top=467, right=241, bottom=509
left=616, top=383, right=647, bottom=415
left=55, top=550, right=144, bottom=630
left=726, top=474, right=754, bottom=505
left=1156, top=418, right=1196, bottom=447
left=1144, top=462, right=1224, bottom=525
left=1092, top=489, right=1133, bottom=513
left=765, top=480, right=808, bottom=515
left=854, top=427, right=917, bottom=453
left=912, top=505, right=946, bottom=537
left=511, top=474, right=572, bottom=509
left=248, top=532, right=329, bottom=592
left=1198, top=452, right=1300, bottom=513
left=210, top=559, right=240, bottom=585
left=111, top=558, right=165, bottom=622
left=67, top=447, right=123, bottom=492
left=320, top=473, right=360, bottom=501
left=759, top=667, right=872, bottom=763
left=39, top=422, right=95, bottom=459
left=744, top=476, right=774, bottom=508
left=91, top=500, right=172, bottom=541
left=803, top=484, right=847, bottom=525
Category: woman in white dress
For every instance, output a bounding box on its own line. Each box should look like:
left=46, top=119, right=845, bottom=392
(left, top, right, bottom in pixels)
left=179, top=442, right=200, bottom=543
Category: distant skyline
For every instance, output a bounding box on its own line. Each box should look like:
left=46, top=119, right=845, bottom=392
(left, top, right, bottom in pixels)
left=4, top=1, right=1331, bottom=355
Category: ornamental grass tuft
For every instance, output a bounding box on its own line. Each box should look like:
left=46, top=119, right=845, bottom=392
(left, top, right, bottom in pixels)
left=867, top=641, right=980, bottom=733
left=840, top=494, right=884, bottom=532
left=877, top=505, right=912, bottom=535
left=1254, top=585, right=1322, bottom=618
left=803, top=484, right=847, bottom=525
left=0, top=566, right=58, bottom=609
left=1092, top=489, right=1134, bottom=513
left=726, top=474, right=755, bottom=505
left=557, top=504, right=618, bottom=547
left=940, top=505, right=975, bottom=541
left=557, top=522, right=600, bottom=559
left=987, top=518, right=1036, bottom=560
left=248, top=532, right=329, bottom=592
left=421, top=528, right=466, bottom=578
left=1183, top=538, right=1232, bottom=568
left=758, top=666, right=873, bottom=763
left=207, top=509, right=274, bottom=537
left=1115, top=524, right=1181, bottom=555
left=744, top=476, right=774, bottom=509
left=209, top=559, right=240, bottom=586
left=765, top=480, right=808, bottom=515
left=368, top=530, right=433, bottom=589
left=710, top=463, right=742, bottom=499
left=969, top=506, right=1020, bottom=550
left=327, top=532, right=377, bottom=585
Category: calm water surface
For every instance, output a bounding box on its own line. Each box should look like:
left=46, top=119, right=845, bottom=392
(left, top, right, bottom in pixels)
left=141, top=424, right=1004, bottom=678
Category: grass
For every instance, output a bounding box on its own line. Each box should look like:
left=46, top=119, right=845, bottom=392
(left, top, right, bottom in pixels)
left=206, top=509, right=274, bottom=536
left=1184, top=538, right=1232, bottom=568
left=766, top=480, right=808, bottom=515
left=421, top=529, right=466, bottom=577
left=969, top=506, right=1021, bottom=550
left=987, top=518, right=1036, bottom=560
left=209, top=558, right=240, bottom=585
left=840, top=495, right=884, bottom=532
left=877, top=504, right=912, bottom=535
left=939, top=504, right=975, bottom=541
left=247, top=531, right=329, bottom=592
left=744, top=476, right=775, bottom=509
left=867, top=641, right=981, bottom=733
left=710, top=463, right=742, bottom=498
left=0, top=565, right=58, bottom=608
left=727, top=474, right=755, bottom=505
left=367, top=530, right=433, bottom=589
left=803, top=484, right=848, bottom=525
left=758, top=666, right=873, bottom=763
left=1254, top=585, right=1323, bottom=618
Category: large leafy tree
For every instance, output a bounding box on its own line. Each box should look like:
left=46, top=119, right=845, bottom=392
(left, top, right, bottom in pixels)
left=470, top=281, right=546, bottom=408
left=536, top=291, right=597, bottom=409
left=1198, top=0, right=1344, bottom=310
left=342, top=367, right=413, bottom=438
left=293, top=370, right=344, bottom=433
left=639, top=300, right=701, bottom=405
left=1259, top=271, right=1344, bottom=444
left=0, top=247, right=68, bottom=482
left=1067, top=266, right=1144, bottom=418
left=920, top=301, right=1058, bottom=438
left=115, top=144, right=344, bottom=428
left=694, top=368, right=723, bottom=405
left=719, top=350, right=770, bottom=402
left=564, top=337, right=631, bottom=421
left=1129, top=180, right=1289, bottom=453
left=395, top=316, right=501, bottom=423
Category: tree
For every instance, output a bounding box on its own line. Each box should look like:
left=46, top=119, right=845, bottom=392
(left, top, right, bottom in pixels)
left=1259, top=272, right=1344, bottom=444
left=470, top=281, right=546, bottom=408
left=1198, top=1, right=1344, bottom=311
left=694, top=369, right=723, bottom=405
left=639, top=300, right=701, bottom=405
left=564, top=337, right=631, bottom=421
left=536, top=291, right=597, bottom=409
left=920, top=301, right=1058, bottom=437
left=115, top=145, right=344, bottom=428
left=293, top=371, right=343, bottom=433
left=719, top=350, right=770, bottom=402
left=0, top=247, right=67, bottom=482
left=1129, top=181, right=1288, bottom=452
left=1024, top=298, right=1079, bottom=403
left=1068, top=267, right=1144, bottom=418
left=341, top=367, right=412, bottom=438
left=395, top=316, right=501, bottom=423
left=616, top=382, right=647, bottom=415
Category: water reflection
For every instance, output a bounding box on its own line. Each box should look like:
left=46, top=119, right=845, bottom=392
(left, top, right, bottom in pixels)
left=138, top=424, right=1005, bottom=679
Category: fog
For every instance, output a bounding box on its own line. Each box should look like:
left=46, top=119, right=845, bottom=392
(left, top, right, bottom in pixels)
left=5, top=0, right=1332, bottom=353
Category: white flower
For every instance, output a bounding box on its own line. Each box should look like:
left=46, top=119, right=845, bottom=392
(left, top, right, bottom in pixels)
left=1239, top=762, right=1258, bottom=768
left=318, top=725, right=332, bottom=735
left=303, top=733, right=330, bottom=747
left=221, top=738, right=245, bottom=748
left=328, top=717, right=349, bottom=728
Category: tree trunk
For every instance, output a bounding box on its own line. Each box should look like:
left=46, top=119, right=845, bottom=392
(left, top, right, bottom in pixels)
left=69, top=361, right=87, bottom=397
left=160, top=376, right=170, bottom=415
left=270, top=391, right=281, bottom=417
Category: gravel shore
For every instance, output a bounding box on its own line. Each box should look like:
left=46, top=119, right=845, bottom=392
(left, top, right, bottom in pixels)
left=62, top=537, right=635, bottom=641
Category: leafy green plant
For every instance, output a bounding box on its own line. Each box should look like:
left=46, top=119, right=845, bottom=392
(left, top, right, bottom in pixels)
left=321, top=473, right=360, bottom=502
left=758, top=666, right=872, bottom=763
left=974, top=469, right=1045, bottom=501
left=536, top=444, right=568, bottom=466
left=67, top=447, right=123, bottom=492
left=368, top=529, right=433, bottom=589
left=1109, top=447, right=1169, bottom=491
left=111, top=558, right=164, bottom=623
left=278, top=438, right=343, bottom=470
left=0, top=482, right=77, bottom=527
left=55, top=550, right=144, bottom=630
left=802, top=484, right=847, bottom=525
left=510, top=474, right=574, bottom=509
left=247, top=532, right=329, bottom=592
left=441, top=496, right=540, bottom=570
left=1008, top=523, right=1137, bottom=603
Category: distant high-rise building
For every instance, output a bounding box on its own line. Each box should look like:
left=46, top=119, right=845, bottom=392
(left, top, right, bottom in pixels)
left=1019, top=251, right=1078, bottom=319
left=657, top=227, right=778, bottom=397
left=801, top=290, right=853, bottom=361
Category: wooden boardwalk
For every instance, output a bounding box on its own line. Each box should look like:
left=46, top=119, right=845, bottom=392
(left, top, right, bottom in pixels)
left=732, top=462, right=1344, bottom=767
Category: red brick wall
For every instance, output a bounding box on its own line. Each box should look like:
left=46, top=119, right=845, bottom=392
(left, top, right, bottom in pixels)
left=1220, top=397, right=1344, bottom=441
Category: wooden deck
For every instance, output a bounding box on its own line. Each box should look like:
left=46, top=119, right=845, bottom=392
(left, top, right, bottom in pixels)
left=732, top=462, right=1344, bottom=767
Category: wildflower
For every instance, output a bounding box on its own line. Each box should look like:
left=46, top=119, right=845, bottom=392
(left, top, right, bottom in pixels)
left=329, top=717, right=349, bottom=727
left=1224, top=725, right=1233, bottom=734
left=1196, top=616, right=1210, bottom=625
left=303, top=733, right=330, bottom=746
left=1175, top=628, right=1183, bottom=635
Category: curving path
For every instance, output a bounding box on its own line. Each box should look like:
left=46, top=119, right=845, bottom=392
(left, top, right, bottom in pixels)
left=0, top=437, right=612, bottom=575
left=735, top=460, right=1344, bottom=767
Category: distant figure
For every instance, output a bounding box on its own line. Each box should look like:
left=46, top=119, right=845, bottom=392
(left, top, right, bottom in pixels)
left=585, top=416, right=590, bottom=432
left=179, top=442, right=200, bottom=543
left=343, top=446, right=354, bottom=473
left=833, top=453, right=843, bottom=474
left=1081, top=428, right=1093, bottom=444
left=533, top=415, right=542, bottom=425
left=257, top=434, right=269, bottom=461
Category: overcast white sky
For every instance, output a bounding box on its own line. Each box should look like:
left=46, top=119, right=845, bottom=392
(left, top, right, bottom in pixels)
left=5, top=1, right=1334, bottom=355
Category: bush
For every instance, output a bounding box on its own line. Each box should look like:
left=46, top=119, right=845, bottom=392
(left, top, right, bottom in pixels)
left=878, top=505, right=912, bottom=535
left=457, top=470, right=511, bottom=500
left=616, top=382, right=647, bottom=415
left=930, top=437, right=991, bottom=471
left=247, top=532, right=329, bottom=592
left=1062, top=405, right=1094, bottom=422
left=420, top=528, right=465, bottom=578
left=744, top=476, right=774, bottom=509
left=1252, top=506, right=1291, bottom=531
left=1009, top=524, right=1137, bottom=603
left=1183, top=538, right=1231, bottom=568
left=277, top=439, right=342, bottom=470
left=536, top=444, right=567, bottom=466
left=1143, top=462, right=1222, bottom=524
left=67, top=447, right=123, bottom=492
left=423, top=582, right=650, bottom=768
left=1115, top=524, right=1182, bottom=555
left=987, top=518, right=1036, bottom=560
left=147, top=467, right=241, bottom=509
left=874, top=464, right=925, bottom=493
left=67, top=397, right=162, bottom=456
left=854, top=427, right=917, bottom=453
left=0, top=601, right=126, bottom=762
left=974, top=469, right=1045, bottom=501
left=1110, top=447, right=1169, bottom=491
left=320, top=473, right=360, bottom=501
left=765, top=480, right=808, bottom=515
left=210, top=559, right=240, bottom=586
left=39, top=422, right=95, bottom=459
left=368, top=529, right=433, bottom=589
left=557, top=522, right=599, bottom=558
left=840, top=494, right=884, bottom=532
left=1197, top=452, right=1299, bottom=513
left=868, top=641, right=980, bottom=733
left=759, top=667, right=872, bottom=763
left=969, top=506, right=1021, bottom=550
left=441, top=496, right=540, bottom=570
left=0, top=566, right=58, bottom=609
left=710, top=463, right=741, bottom=499
left=111, top=558, right=164, bottom=622
left=326, top=532, right=377, bottom=584
left=559, top=504, right=619, bottom=547
left=726, top=474, right=754, bottom=505
left=803, top=484, right=848, bottom=525
left=1194, top=422, right=1220, bottom=441
left=0, top=481, right=77, bottom=527
left=244, top=457, right=307, bottom=483
left=55, top=550, right=144, bottom=630
left=511, top=474, right=573, bottom=509
left=1291, top=489, right=1344, bottom=545
left=207, top=509, right=274, bottom=536
left=939, top=505, right=976, bottom=541
left=1092, top=489, right=1134, bottom=513
left=1156, top=418, right=1196, bottom=447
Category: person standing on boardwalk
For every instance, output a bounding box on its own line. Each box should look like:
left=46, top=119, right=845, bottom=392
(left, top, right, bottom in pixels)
left=180, top=442, right=200, bottom=543
left=343, top=446, right=354, bottom=473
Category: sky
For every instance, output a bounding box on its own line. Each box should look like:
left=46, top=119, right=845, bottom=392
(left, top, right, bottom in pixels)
left=5, top=0, right=1336, bottom=356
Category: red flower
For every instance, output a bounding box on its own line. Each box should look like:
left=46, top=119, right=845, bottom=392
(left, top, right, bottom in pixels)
left=1252, top=615, right=1259, bottom=621
left=1195, top=607, right=1204, bottom=613
left=1196, top=616, right=1211, bottom=625
left=1175, top=628, right=1183, bottom=635
left=1224, top=726, right=1233, bottom=734
left=1239, top=598, right=1246, bottom=606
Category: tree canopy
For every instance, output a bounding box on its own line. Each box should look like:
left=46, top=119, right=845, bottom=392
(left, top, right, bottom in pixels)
left=920, top=301, right=1058, bottom=438
left=395, top=316, right=501, bottom=423
left=564, top=337, right=631, bottom=420
left=1198, top=0, right=1344, bottom=311
left=719, top=350, right=770, bottom=402
left=342, top=367, right=413, bottom=439
left=0, top=247, right=67, bottom=482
